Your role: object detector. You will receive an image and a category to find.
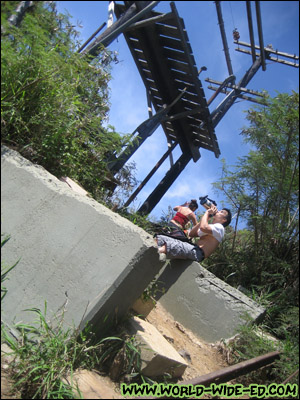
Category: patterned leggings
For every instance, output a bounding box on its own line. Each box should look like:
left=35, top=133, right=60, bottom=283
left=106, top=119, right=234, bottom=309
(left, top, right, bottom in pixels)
left=156, top=235, right=205, bottom=262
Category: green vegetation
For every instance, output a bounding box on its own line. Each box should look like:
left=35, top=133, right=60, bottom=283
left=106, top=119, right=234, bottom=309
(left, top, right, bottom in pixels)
left=1, top=301, right=145, bottom=399
left=2, top=304, right=84, bottom=399
left=205, top=92, right=299, bottom=386
left=0, top=3, right=145, bottom=397
left=222, top=311, right=299, bottom=387
left=141, top=279, right=165, bottom=304
left=1, top=1, right=134, bottom=205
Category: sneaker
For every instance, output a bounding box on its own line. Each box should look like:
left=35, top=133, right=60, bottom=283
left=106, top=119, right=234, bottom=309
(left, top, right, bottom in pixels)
left=158, top=253, right=167, bottom=262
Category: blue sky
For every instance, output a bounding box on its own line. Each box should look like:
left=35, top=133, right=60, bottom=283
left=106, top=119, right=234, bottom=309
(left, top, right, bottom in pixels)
left=56, top=1, right=299, bottom=227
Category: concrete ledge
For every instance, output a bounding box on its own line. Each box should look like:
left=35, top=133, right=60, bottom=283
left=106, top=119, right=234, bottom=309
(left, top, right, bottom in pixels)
left=155, top=260, right=265, bottom=343
left=131, top=296, right=156, bottom=317
left=1, top=145, right=161, bottom=338
left=128, top=317, right=188, bottom=378
left=64, top=369, right=122, bottom=399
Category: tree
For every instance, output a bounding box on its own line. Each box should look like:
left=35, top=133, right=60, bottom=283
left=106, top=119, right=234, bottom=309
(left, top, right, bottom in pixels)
left=1, top=1, right=132, bottom=202
left=210, top=92, right=299, bottom=317
left=241, top=93, right=299, bottom=245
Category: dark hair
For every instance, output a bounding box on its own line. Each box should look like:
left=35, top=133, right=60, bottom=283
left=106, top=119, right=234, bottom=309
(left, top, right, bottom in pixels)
left=222, top=208, right=231, bottom=227
left=189, top=199, right=198, bottom=211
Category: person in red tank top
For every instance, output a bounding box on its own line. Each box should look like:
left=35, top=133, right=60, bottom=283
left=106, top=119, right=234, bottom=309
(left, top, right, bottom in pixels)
left=170, top=199, right=198, bottom=230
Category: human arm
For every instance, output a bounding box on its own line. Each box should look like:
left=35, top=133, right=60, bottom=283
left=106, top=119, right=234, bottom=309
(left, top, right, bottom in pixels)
left=181, top=200, right=190, bottom=207
left=174, top=200, right=190, bottom=211
left=188, top=212, right=198, bottom=227
left=189, top=205, right=217, bottom=236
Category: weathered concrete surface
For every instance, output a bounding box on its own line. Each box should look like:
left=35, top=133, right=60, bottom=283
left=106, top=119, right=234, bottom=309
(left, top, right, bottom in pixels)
left=1, top=145, right=161, bottom=338
left=128, top=316, right=188, bottom=378
left=155, top=260, right=266, bottom=343
left=64, top=370, right=123, bottom=399
left=131, top=296, right=156, bottom=317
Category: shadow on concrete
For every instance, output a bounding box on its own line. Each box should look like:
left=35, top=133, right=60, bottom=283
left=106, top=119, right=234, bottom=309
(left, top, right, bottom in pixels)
left=154, top=259, right=194, bottom=302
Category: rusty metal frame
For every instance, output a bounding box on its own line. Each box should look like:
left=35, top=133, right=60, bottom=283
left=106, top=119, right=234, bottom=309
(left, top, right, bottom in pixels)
left=136, top=351, right=281, bottom=399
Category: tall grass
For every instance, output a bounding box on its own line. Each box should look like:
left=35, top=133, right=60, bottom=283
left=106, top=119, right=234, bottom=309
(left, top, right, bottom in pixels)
left=1, top=301, right=144, bottom=399
left=1, top=2, right=132, bottom=204
left=221, top=315, right=299, bottom=388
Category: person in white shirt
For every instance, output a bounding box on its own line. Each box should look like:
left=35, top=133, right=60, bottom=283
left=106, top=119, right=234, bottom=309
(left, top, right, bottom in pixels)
left=156, top=205, right=231, bottom=262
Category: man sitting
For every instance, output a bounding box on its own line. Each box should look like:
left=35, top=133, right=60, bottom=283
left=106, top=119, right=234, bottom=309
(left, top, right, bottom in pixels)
left=156, top=205, right=231, bottom=262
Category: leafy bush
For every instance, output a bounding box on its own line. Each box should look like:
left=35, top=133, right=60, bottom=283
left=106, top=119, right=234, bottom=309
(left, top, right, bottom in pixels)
left=225, top=312, right=299, bottom=388
left=1, top=1, right=131, bottom=202
left=206, top=93, right=299, bottom=388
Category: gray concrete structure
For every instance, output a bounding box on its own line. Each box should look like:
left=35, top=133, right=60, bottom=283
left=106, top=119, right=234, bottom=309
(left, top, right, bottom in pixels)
left=1, top=145, right=265, bottom=344
left=155, top=260, right=266, bottom=343
left=128, top=317, right=188, bottom=378
left=1, top=145, right=161, bottom=338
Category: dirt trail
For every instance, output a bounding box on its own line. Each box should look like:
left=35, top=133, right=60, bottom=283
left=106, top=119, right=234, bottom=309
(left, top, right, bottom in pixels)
left=145, top=301, right=228, bottom=382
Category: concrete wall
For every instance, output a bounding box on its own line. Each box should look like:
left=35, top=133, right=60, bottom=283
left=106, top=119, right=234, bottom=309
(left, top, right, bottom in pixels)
left=1, top=145, right=265, bottom=343
left=155, top=260, right=265, bottom=343
left=1, top=146, right=161, bottom=338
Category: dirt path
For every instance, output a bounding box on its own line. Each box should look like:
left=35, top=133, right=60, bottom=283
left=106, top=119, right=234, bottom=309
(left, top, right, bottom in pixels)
left=145, top=301, right=228, bottom=382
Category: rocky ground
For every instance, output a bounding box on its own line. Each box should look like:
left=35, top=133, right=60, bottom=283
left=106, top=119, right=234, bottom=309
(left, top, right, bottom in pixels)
left=145, top=301, right=228, bottom=382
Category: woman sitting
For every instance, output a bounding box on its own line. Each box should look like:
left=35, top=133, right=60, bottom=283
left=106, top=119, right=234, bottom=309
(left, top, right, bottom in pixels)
left=170, top=199, right=198, bottom=231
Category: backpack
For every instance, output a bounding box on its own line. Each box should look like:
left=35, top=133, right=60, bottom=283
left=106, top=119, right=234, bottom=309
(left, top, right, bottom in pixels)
left=153, top=228, right=193, bottom=244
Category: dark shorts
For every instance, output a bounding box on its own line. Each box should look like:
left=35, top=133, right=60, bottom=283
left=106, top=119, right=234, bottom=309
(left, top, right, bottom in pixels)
left=169, top=221, right=183, bottom=230
left=156, top=235, right=205, bottom=262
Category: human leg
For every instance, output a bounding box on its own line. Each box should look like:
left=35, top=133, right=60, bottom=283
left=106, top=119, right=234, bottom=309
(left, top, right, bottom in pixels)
left=156, top=235, right=203, bottom=261
left=158, top=244, right=167, bottom=254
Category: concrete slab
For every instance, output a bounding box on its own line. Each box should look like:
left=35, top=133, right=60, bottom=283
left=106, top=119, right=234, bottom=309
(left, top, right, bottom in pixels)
left=131, top=296, right=156, bottom=317
left=155, top=260, right=266, bottom=343
left=1, top=145, right=161, bottom=338
left=128, top=316, right=188, bottom=378
left=64, top=370, right=123, bottom=399
left=59, top=176, right=88, bottom=196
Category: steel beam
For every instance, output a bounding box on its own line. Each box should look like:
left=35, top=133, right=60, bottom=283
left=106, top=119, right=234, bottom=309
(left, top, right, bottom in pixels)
left=207, top=85, right=267, bottom=105
left=206, top=78, right=265, bottom=97
left=107, top=106, right=169, bottom=174
left=108, top=89, right=186, bottom=174
left=255, top=1, right=266, bottom=71
left=82, top=1, right=160, bottom=56
left=182, top=351, right=281, bottom=387
left=77, top=22, right=106, bottom=53
left=138, top=151, right=192, bottom=215
left=234, top=40, right=299, bottom=60
left=246, top=1, right=256, bottom=63
left=123, top=142, right=178, bottom=208
left=236, top=48, right=299, bottom=67
left=123, top=12, right=174, bottom=31
left=207, top=75, right=235, bottom=106
left=211, top=57, right=262, bottom=128
left=215, top=1, right=234, bottom=77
